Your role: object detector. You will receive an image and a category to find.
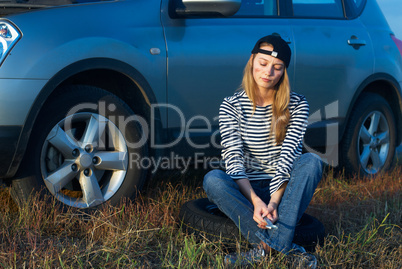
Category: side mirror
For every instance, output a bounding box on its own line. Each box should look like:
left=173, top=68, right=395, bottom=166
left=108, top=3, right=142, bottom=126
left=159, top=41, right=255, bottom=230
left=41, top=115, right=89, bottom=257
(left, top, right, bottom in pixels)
left=174, top=0, right=241, bottom=17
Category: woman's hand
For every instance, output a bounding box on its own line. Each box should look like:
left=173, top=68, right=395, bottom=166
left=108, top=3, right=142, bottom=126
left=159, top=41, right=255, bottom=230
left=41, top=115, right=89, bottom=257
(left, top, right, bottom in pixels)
left=252, top=197, right=269, bottom=227
left=256, top=200, right=279, bottom=229
left=256, top=182, right=288, bottom=229
left=234, top=178, right=284, bottom=229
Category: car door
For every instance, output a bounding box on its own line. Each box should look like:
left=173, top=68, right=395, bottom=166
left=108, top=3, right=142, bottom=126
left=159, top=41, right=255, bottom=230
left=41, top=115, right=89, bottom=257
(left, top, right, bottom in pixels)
left=161, top=0, right=293, bottom=157
left=289, top=0, right=374, bottom=157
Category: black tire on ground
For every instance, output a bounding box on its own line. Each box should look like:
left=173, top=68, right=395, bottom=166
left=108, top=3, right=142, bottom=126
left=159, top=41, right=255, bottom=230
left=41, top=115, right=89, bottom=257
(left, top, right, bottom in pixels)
left=179, top=198, right=325, bottom=252
left=11, top=85, right=148, bottom=209
left=340, top=93, right=397, bottom=176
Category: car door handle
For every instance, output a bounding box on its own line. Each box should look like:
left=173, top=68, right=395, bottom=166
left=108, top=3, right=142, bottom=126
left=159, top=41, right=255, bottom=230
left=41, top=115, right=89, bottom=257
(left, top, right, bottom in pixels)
left=348, top=36, right=366, bottom=47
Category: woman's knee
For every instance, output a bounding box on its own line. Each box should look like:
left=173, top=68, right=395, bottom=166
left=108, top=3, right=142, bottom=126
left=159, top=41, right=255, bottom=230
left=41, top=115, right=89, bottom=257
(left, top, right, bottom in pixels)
left=297, top=153, right=323, bottom=171
left=203, top=169, right=232, bottom=195
left=293, top=153, right=323, bottom=184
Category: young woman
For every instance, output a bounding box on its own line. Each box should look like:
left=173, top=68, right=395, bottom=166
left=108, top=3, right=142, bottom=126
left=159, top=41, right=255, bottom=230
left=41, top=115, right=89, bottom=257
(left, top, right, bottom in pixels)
left=203, top=35, right=323, bottom=267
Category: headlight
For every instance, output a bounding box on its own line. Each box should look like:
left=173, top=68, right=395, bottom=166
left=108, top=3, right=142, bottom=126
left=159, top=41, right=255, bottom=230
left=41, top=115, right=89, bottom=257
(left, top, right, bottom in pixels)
left=0, top=20, right=22, bottom=67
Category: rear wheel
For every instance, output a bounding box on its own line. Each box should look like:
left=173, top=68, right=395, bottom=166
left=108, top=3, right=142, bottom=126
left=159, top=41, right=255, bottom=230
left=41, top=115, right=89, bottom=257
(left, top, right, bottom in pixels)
left=341, top=93, right=397, bottom=176
left=11, top=85, right=148, bottom=209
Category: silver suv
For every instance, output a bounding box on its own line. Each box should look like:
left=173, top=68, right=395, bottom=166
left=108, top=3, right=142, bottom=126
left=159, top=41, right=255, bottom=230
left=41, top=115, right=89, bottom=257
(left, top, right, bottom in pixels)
left=1, top=0, right=401, bottom=209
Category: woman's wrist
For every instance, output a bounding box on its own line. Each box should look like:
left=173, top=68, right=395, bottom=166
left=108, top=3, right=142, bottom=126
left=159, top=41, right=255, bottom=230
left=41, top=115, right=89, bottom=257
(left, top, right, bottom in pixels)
left=268, top=201, right=278, bottom=210
left=251, top=195, right=264, bottom=206
left=269, top=182, right=288, bottom=207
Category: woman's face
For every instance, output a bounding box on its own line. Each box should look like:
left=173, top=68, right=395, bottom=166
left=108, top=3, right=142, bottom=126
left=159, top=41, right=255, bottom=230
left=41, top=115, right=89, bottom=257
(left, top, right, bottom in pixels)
left=252, top=44, right=285, bottom=92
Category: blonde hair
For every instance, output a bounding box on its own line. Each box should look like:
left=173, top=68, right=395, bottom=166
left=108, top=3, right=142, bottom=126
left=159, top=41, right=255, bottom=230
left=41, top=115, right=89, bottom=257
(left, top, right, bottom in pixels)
left=241, top=50, right=290, bottom=144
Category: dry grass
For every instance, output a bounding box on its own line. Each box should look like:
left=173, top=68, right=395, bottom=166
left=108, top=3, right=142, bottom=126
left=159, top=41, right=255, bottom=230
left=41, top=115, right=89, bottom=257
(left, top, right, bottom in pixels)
left=0, top=166, right=401, bottom=268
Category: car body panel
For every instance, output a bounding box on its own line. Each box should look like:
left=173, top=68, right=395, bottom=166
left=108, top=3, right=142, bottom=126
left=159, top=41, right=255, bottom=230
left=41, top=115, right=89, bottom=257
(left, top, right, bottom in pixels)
left=2, top=0, right=169, bottom=143
left=0, top=0, right=400, bottom=179
left=291, top=17, right=374, bottom=127
left=0, top=79, right=47, bottom=125
left=1, top=0, right=167, bottom=113
left=360, top=1, right=402, bottom=79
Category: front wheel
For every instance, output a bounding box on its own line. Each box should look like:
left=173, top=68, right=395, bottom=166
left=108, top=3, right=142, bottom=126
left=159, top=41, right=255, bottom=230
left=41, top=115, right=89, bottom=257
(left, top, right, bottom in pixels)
left=12, top=85, right=148, bottom=209
left=341, top=93, right=397, bottom=176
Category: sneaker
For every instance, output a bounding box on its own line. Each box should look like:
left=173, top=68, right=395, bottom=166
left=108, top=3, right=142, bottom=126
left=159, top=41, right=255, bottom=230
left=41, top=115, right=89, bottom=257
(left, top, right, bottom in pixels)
left=290, top=252, right=317, bottom=269
left=224, top=246, right=265, bottom=266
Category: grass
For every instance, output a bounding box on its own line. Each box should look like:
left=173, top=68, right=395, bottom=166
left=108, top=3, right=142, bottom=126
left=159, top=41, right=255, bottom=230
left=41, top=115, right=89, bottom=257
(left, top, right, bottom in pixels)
left=0, top=166, right=401, bottom=268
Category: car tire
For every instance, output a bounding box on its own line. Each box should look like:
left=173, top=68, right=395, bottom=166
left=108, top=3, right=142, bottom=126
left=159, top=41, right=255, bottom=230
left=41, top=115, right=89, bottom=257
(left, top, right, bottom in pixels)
left=11, top=85, right=148, bottom=209
left=341, top=93, right=397, bottom=176
left=179, top=198, right=325, bottom=251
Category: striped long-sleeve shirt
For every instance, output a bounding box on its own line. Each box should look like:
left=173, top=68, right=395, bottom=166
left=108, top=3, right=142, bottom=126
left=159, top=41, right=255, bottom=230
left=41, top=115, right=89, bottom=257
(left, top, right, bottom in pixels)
left=219, top=90, right=309, bottom=195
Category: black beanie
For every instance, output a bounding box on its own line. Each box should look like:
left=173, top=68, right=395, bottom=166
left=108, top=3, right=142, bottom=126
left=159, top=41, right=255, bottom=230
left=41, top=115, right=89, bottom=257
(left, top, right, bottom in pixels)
left=251, top=35, right=291, bottom=68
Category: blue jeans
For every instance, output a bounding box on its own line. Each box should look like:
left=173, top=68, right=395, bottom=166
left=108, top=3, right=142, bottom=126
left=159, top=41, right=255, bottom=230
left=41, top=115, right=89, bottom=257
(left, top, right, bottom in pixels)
left=203, top=153, right=323, bottom=254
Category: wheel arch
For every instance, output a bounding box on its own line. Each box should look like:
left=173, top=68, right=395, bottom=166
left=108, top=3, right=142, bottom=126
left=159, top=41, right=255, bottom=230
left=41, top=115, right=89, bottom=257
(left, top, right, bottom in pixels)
left=343, top=73, right=402, bottom=146
left=9, top=58, right=164, bottom=178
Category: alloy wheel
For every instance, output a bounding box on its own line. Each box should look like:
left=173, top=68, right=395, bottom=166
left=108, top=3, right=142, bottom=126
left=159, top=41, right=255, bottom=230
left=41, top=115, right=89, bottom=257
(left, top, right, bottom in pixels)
left=40, top=112, right=128, bottom=208
left=357, top=111, right=390, bottom=174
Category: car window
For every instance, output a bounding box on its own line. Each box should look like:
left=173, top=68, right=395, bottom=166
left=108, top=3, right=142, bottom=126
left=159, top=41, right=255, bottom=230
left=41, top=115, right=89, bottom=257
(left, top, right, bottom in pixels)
left=292, top=0, right=345, bottom=19
left=234, top=0, right=278, bottom=17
